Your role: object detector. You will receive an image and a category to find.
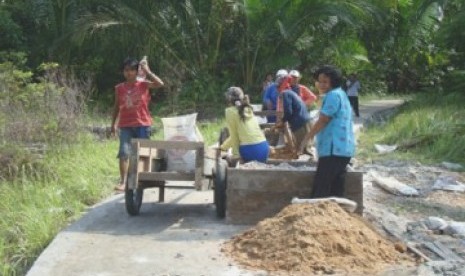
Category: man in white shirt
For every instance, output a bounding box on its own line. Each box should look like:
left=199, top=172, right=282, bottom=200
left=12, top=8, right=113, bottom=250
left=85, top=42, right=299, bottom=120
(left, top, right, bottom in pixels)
left=346, top=73, right=361, bottom=117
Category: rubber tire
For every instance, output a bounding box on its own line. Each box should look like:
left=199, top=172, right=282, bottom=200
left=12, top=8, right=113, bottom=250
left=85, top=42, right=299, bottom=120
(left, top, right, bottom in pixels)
left=125, top=178, right=144, bottom=216
left=214, top=160, right=227, bottom=218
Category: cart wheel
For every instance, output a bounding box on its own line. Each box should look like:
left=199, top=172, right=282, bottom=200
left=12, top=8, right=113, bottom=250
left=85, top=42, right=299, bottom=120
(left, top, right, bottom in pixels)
left=214, top=160, right=227, bottom=218
left=125, top=183, right=144, bottom=216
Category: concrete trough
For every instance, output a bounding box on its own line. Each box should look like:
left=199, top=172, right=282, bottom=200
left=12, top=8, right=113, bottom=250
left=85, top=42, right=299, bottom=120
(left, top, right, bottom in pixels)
left=225, top=164, right=363, bottom=225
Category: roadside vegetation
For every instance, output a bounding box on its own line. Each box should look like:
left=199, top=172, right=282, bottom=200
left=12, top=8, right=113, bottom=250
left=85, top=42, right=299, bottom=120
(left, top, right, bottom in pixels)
left=0, top=137, right=117, bottom=276
left=359, top=91, right=465, bottom=165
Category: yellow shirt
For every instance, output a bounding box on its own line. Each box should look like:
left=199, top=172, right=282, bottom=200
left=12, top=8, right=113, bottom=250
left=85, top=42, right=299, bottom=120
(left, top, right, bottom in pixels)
left=220, top=106, right=267, bottom=155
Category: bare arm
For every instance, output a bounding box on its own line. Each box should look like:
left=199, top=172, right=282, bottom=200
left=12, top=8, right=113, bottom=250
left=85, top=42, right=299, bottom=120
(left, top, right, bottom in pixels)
left=298, top=114, right=331, bottom=154
left=141, top=63, right=164, bottom=89
left=111, top=91, right=119, bottom=136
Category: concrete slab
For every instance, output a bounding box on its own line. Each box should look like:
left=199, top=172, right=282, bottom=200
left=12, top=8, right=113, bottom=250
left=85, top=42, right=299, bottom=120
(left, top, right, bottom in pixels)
left=26, top=185, right=263, bottom=276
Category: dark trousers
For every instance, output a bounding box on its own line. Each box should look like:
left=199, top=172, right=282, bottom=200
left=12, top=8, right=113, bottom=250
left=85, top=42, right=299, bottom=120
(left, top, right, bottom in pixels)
left=311, top=156, right=351, bottom=198
left=348, top=96, right=359, bottom=117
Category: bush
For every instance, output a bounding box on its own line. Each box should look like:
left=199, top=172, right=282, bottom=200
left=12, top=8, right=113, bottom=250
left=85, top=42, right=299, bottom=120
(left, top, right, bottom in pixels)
left=0, top=60, right=91, bottom=145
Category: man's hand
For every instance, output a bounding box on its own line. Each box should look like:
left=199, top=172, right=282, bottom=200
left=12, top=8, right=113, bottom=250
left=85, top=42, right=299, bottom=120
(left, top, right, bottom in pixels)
left=274, top=122, right=284, bottom=129
left=111, top=124, right=117, bottom=137
left=298, top=135, right=313, bottom=155
left=141, top=62, right=150, bottom=74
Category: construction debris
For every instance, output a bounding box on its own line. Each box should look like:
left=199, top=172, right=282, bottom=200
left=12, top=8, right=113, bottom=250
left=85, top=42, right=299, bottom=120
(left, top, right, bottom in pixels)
left=432, top=174, right=465, bottom=193
left=291, top=197, right=357, bottom=213
left=375, top=144, right=398, bottom=154
left=370, top=171, right=420, bottom=196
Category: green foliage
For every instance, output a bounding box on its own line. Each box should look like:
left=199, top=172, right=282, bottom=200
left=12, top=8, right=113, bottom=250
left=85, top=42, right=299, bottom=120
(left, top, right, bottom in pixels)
left=0, top=58, right=90, bottom=144
left=1, top=0, right=464, bottom=105
left=0, top=8, right=25, bottom=50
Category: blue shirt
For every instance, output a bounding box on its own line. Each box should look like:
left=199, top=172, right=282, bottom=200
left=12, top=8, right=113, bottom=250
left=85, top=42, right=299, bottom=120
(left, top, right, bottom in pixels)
left=263, top=83, right=279, bottom=123
left=316, top=87, right=355, bottom=158
left=282, top=90, right=310, bottom=131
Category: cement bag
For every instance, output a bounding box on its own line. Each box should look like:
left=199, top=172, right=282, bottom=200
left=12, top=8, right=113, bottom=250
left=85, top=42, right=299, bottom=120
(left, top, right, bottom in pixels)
left=370, top=171, right=419, bottom=196
left=424, top=217, right=448, bottom=231
left=162, top=113, right=200, bottom=172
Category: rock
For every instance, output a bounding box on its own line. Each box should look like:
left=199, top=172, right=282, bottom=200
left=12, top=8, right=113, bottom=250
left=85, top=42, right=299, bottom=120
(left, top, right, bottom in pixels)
left=407, top=221, right=428, bottom=233
left=394, top=242, right=407, bottom=253
left=424, top=217, right=448, bottom=231
left=441, top=161, right=463, bottom=171
left=443, top=221, right=465, bottom=236
left=417, top=261, right=465, bottom=276
left=432, top=174, right=465, bottom=192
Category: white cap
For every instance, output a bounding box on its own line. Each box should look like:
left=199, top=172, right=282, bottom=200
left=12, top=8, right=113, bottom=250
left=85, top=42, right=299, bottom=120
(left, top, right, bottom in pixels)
left=276, top=69, right=288, bottom=78
left=289, top=70, right=301, bottom=78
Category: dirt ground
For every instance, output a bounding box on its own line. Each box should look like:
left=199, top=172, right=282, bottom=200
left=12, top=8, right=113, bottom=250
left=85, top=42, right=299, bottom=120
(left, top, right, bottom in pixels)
left=360, top=159, right=465, bottom=272
left=26, top=100, right=465, bottom=276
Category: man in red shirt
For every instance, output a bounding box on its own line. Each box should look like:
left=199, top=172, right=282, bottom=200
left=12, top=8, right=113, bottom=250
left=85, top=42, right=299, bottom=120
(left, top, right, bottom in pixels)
left=289, top=70, right=317, bottom=109
left=111, top=58, right=164, bottom=191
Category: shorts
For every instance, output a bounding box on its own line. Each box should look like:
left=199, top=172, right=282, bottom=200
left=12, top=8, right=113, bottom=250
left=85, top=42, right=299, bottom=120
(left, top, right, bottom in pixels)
left=239, top=141, right=270, bottom=163
left=293, top=122, right=311, bottom=150
left=117, top=126, right=151, bottom=159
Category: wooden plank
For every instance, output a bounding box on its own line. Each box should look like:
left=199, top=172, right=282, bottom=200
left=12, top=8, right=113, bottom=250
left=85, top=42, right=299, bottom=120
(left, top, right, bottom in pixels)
left=131, top=139, right=204, bottom=150
left=138, top=172, right=195, bottom=181
left=254, top=111, right=284, bottom=117
left=433, top=241, right=463, bottom=261
left=406, top=242, right=433, bottom=262
left=147, top=148, right=153, bottom=172
left=423, top=242, right=463, bottom=261
left=138, top=156, right=150, bottom=172
left=254, top=110, right=278, bottom=116
left=260, top=123, right=276, bottom=129
left=194, top=146, right=205, bottom=190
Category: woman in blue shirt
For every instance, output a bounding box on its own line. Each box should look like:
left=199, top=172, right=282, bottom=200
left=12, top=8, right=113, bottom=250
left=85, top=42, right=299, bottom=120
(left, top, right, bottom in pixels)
left=298, top=65, right=355, bottom=198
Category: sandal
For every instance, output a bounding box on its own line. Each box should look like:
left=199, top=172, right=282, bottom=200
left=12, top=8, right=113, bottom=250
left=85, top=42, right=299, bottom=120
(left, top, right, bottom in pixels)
left=114, top=183, right=125, bottom=193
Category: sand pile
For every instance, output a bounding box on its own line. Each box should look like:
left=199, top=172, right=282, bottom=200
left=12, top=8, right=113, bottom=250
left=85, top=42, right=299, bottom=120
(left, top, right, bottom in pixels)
left=223, top=202, right=414, bottom=275
left=269, top=146, right=298, bottom=160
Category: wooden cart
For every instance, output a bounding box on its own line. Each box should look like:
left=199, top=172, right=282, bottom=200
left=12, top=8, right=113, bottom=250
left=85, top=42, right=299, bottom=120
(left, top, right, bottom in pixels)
left=125, top=139, right=205, bottom=215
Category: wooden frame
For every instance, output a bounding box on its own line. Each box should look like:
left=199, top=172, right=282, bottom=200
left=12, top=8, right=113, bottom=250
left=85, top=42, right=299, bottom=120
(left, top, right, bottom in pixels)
left=253, top=110, right=282, bottom=117
left=127, top=139, right=205, bottom=202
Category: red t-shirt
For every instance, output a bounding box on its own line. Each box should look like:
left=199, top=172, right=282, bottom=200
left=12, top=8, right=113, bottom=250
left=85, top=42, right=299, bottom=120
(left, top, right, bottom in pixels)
left=115, top=81, right=152, bottom=127
left=299, top=84, right=317, bottom=106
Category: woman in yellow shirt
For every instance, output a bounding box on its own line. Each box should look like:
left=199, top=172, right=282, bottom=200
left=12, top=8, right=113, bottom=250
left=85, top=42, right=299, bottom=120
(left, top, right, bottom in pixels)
left=220, top=87, right=269, bottom=163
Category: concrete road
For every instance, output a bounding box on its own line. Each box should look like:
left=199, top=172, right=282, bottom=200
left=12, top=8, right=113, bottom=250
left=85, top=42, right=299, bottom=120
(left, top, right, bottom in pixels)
left=27, top=100, right=405, bottom=276
left=27, top=185, right=263, bottom=276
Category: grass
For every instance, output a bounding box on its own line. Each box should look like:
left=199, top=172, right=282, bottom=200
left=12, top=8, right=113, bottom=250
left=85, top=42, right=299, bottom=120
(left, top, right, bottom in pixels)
left=0, top=113, right=226, bottom=276
left=0, top=135, right=118, bottom=276
left=358, top=91, right=465, bottom=165
left=198, top=119, right=225, bottom=145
